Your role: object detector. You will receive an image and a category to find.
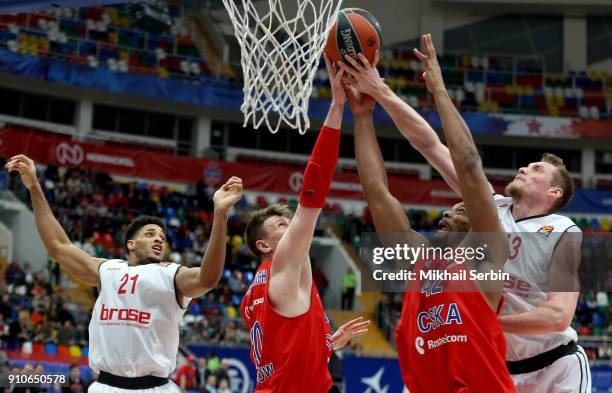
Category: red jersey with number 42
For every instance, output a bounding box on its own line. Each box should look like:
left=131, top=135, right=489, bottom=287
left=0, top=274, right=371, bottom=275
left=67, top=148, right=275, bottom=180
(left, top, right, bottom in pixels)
left=396, top=259, right=515, bottom=393
left=240, top=261, right=333, bottom=393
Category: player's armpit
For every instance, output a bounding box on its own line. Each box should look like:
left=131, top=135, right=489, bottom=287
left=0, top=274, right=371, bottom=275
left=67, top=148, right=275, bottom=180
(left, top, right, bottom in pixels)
left=51, top=245, right=102, bottom=287
left=174, top=266, right=215, bottom=299
left=549, top=230, right=582, bottom=292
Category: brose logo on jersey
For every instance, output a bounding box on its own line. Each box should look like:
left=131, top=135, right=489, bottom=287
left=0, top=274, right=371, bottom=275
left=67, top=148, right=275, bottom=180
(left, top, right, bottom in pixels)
left=99, top=304, right=151, bottom=325
left=536, top=225, right=554, bottom=239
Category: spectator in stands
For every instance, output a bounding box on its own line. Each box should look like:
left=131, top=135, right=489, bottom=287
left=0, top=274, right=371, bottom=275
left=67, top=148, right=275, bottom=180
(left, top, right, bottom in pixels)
left=5, top=260, right=25, bottom=292
left=215, top=359, right=230, bottom=387
left=57, top=303, right=75, bottom=325
left=341, top=268, right=356, bottom=310
left=604, top=271, right=612, bottom=292
left=596, top=291, right=609, bottom=313
left=48, top=257, right=60, bottom=287
left=63, top=364, right=89, bottom=393
left=203, top=374, right=217, bottom=393
left=217, top=379, right=232, bottom=393
left=73, top=305, right=89, bottom=326
left=227, top=270, right=245, bottom=294
left=34, top=363, right=54, bottom=392
left=194, top=357, right=208, bottom=389
left=6, top=317, right=26, bottom=351
left=22, top=261, right=33, bottom=291
left=175, top=356, right=197, bottom=391
left=0, top=295, right=13, bottom=321
left=206, top=352, right=220, bottom=375
left=312, top=261, right=329, bottom=303
left=0, top=351, right=8, bottom=389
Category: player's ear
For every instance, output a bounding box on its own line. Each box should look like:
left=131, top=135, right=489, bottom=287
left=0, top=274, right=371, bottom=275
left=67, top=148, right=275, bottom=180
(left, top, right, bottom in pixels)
left=549, top=186, right=563, bottom=201
left=126, top=239, right=135, bottom=252
left=255, top=239, right=271, bottom=255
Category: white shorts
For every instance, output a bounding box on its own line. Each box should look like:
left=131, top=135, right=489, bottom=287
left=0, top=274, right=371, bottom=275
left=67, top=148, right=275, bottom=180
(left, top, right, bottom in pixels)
left=88, top=380, right=182, bottom=393
left=511, top=345, right=591, bottom=393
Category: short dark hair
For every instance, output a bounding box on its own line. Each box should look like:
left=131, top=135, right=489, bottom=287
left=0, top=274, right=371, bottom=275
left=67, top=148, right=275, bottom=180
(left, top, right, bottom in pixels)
left=541, top=153, right=574, bottom=212
left=124, top=216, right=166, bottom=252
left=244, top=204, right=292, bottom=260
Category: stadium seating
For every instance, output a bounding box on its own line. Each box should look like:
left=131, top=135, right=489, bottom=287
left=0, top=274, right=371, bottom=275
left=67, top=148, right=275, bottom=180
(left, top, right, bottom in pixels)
left=0, top=2, right=210, bottom=81
left=0, top=2, right=609, bottom=118
left=313, top=50, right=611, bottom=119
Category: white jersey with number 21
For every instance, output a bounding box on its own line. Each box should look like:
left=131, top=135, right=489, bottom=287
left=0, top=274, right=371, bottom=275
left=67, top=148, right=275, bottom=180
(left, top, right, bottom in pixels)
left=89, top=259, right=190, bottom=378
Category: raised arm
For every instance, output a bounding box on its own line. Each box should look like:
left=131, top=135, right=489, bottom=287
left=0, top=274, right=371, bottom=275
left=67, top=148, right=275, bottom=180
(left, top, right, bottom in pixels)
left=269, top=55, right=344, bottom=308
left=339, top=52, right=493, bottom=197
left=412, top=35, right=507, bottom=308
left=5, top=155, right=102, bottom=286
left=411, top=35, right=500, bottom=235
left=175, top=177, right=243, bottom=299
left=345, top=84, right=423, bottom=247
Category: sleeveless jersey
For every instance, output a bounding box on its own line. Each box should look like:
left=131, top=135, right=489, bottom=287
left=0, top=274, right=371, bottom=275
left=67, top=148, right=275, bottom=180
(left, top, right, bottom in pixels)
left=89, top=259, right=190, bottom=378
left=240, top=261, right=333, bottom=393
left=495, top=195, right=580, bottom=361
left=396, top=258, right=515, bottom=393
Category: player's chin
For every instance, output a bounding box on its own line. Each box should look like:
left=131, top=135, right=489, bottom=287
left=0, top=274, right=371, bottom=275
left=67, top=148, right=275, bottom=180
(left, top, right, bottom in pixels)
left=149, top=253, right=163, bottom=262
left=432, top=229, right=449, bottom=241
left=505, top=181, right=521, bottom=196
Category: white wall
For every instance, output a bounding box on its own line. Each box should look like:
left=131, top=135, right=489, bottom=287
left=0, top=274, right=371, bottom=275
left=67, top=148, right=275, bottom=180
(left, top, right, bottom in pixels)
left=588, top=58, right=612, bottom=72
left=563, top=16, right=587, bottom=72
left=0, top=200, right=47, bottom=273
left=310, top=235, right=361, bottom=310
left=0, top=220, right=13, bottom=265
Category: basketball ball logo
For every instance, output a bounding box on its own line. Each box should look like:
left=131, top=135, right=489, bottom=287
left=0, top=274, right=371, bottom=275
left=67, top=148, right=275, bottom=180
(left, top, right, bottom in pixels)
left=324, top=8, right=382, bottom=64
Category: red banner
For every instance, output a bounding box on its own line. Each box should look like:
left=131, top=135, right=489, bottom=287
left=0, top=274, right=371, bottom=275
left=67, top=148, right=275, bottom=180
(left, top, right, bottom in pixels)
left=0, top=128, right=506, bottom=206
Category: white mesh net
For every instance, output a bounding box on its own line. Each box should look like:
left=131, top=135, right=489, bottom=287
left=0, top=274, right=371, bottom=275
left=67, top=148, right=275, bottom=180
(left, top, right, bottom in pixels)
left=222, top=0, right=343, bottom=134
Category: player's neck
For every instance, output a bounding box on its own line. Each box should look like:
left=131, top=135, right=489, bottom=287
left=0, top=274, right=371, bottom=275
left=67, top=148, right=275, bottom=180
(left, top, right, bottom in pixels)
left=511, top=197, right=550, bottom=221
left=127, top=256, right=160, bottom=266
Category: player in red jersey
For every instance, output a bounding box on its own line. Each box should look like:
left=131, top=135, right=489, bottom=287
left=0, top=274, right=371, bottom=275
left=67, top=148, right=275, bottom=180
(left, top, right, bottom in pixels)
left=240, top=55, right=370, bottom=393
left=339, top=34, right=516, bottom=392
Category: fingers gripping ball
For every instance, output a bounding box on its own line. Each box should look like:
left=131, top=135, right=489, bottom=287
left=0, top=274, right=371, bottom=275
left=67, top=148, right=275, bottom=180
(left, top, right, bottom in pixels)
left=325, top=8, right=382, bottom=64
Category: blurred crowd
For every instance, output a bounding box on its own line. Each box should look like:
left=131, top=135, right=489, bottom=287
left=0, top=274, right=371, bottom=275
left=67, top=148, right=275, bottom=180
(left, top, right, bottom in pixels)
left=172, top=354, right=236, bottom=393
left=1, top=260, right=90, bottom=352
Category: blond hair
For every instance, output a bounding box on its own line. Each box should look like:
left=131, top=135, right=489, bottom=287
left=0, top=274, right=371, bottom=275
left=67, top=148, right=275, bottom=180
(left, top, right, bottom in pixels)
left=244, top=204, right=292, bottom=259
left=542, top=153, right=574, bottom=212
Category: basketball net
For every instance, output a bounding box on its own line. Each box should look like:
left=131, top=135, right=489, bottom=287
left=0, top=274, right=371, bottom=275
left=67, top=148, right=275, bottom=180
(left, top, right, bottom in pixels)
left=222, top=0, right=343, bottom=134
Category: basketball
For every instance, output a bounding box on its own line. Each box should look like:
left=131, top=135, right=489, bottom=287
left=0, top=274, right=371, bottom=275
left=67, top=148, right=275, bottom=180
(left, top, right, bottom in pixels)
left=325, top=8, right=382, bottom=65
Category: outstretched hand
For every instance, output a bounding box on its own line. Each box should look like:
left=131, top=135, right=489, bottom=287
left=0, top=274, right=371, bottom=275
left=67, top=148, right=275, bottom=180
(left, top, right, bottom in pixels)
left=324, top=53, right=347, bottom=106
left=332, top=316, right=371, bottom=350
left=344, top=82, right=376, bottom=117
left=5, top=154, right=38, bottom=190
left=213, top=176, right=243, bottom=212
left=337, top=51, right=383, bottom=99
left=413, top=34, right=446, bottom=96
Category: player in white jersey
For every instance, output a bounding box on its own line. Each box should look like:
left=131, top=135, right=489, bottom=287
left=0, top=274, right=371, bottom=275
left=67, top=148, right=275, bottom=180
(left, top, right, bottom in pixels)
left=341, top=35, right=589, bottom=393
left=6, top=155, right=244, bottom=392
